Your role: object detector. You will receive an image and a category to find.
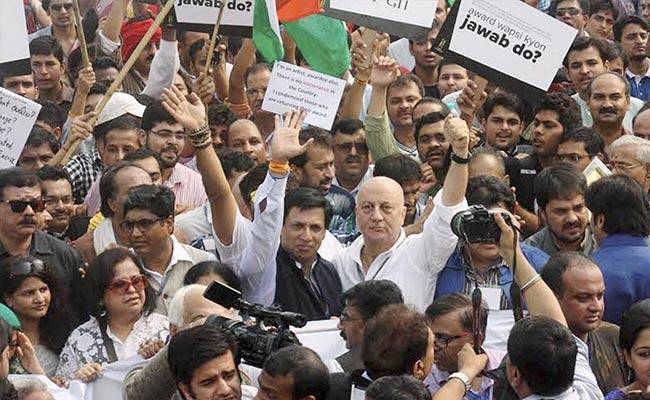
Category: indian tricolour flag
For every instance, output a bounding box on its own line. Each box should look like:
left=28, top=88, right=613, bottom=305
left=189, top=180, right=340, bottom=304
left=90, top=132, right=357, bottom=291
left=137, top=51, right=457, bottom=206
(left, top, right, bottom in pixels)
left=252, top=0, right=285, bottom=64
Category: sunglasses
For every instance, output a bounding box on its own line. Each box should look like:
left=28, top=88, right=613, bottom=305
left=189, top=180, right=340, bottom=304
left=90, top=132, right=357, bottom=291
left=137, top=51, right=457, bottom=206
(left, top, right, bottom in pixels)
left=556, top=8, right=580, bottom=17
left=50, top=3, right=73, bottom=11
left=334, top=142, right=369, bottom=155
left=0, top=199, right=45, bottom=213
left=107, top=274, right=147, bottom=294
left=121, top=218, right=164, bottom=233
left=9, top=259, right=46, bottom=279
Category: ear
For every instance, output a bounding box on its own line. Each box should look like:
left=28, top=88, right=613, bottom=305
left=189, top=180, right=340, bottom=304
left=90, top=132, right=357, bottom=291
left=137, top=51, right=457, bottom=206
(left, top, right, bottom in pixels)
left=504, top=174, right=511, bottom=187
left=178, top=383, right=193, bottom=400
left=408, top=42, right=415, bottom=56
left=539, top=207, right=547, bottom=226
left=107, top=197, right=118, bottom=215
left=138, top=129, right=147, bottom=147
left=624, top=349, right=633, bottom=368
left=165, top=216, right=175, bottom=235
left=3, top=295, right=13, bottom=309
left=507, top=362, right=523, bottom=391
left=596, top=152, right=605, bottom=162
left=53, top=127, right=62, bottom=140
left=604, top=59, right=610, bottom=70
left=411, top=359, right=426, bottom=381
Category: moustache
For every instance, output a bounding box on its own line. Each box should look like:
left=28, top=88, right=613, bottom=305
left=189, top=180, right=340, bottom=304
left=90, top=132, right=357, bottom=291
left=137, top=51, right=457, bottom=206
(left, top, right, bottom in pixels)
left=162, top=145, right=179, bottom=153
left=426, top=149, right=444, bottom=158
left=563, top=222, right=581, bottom=230
left=346, top=155, right=362, bottom=163
left=19, top=218, right=37, bottom=225
left=599, top=107, right=617, bottom=115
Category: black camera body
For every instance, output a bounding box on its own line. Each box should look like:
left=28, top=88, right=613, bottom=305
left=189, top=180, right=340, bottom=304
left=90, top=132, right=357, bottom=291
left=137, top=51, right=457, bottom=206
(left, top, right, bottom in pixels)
left=203, top=281, right=305, bottom=368
left=451, top=205, right=511, bottom=244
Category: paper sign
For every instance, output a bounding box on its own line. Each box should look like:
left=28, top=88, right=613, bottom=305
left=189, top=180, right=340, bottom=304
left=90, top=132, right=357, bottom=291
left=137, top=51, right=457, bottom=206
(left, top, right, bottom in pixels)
left=583, top=157, right=612, bottom=185
left=0, top=0, right=31, bottom=74
left=262, top=62, right=346, bottom=130
left=174, top=0, right=253, bottom=36
left=447, top=0, right=577, bottom=91
left=324, top=0, right=435, bottom=41
left=0, top=88, right=41, bottom=168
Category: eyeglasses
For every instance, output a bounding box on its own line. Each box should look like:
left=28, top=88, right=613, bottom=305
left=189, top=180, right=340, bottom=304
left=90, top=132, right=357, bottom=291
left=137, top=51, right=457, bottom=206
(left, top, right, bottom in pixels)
left=335, top=142, right=369, bottom=155
left=107, top=274, right=147, bottom=294
left=50, top=3, right=73, bottom=12
left=9, top=259, right=46, bottom=279
left=149, top=129, right=186, bottom=142
left=339, top=313, right=364, bottom=323
left=608, top=161, right=644, bottom=172
left=0, top=199, right=45, bottom=213
left=121, top=218, right=164, bottom=233
left=43, top=195, right=74, bottom=207
left=433, top=331, right=471, bottom=349
left=556, top=8, right=580, bottom=17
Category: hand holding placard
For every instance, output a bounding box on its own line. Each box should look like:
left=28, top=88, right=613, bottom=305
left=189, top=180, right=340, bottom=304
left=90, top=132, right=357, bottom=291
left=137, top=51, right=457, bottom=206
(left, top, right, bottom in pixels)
left=0, top=88, right=42, bottom=168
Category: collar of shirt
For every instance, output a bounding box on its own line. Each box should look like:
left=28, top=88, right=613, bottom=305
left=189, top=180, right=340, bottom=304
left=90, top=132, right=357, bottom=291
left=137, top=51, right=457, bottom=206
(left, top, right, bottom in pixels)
left=600, top=233, right=648, bottom=249
left=0, top=231, right=51, bottom=259
left=626, top=66, right=650, bottom=84
left=143, top=235, right=193, bottom=283
left=521, top=387, right=578, bottom=400
left=332, top=166, right=374, bottom=198
left=541, top=226, right=594, bottom=253
left=105, top=313, right=147, bottom=346
left=350, top=230, right=407, bottom=280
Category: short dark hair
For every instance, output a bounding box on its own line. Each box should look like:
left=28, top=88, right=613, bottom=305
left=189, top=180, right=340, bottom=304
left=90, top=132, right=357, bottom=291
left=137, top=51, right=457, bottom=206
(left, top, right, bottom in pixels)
left=124, top=184, right=175, bottom=219
left=219, top=150, right=256, bottom=181
left=414, top=111, right=447, bottom=144
left=373, top=154, right=422, bottom=186
left=36, top=101, right=65, bottom=131
left=262, top=346, right=329, bottom=400
left=289, top=128, right=332, bottom=168
left=94, top=56, right=119, bottom=72
left=362, top=304, right=430, bottom=379
left=550, top=0, right=590, bottom=16
left=591, top=0, right=618, bottom=19
left=24, top=127, right=60, bottom=153
left=331, top=118, right=364, bottom=136
left=614, top=15, right=650, bottom=43
left=534, top=163, right=586, bottom=210
left=99, top=162, right=144, bottom=217
left=239, top=162, right=269, bottom=209
left=141, top=100, right=177, bottom=132
left=533, top=93, right=582, bottom=134
left=85, top=247, right=156, bottom=318
left=183, top=261, right=241, bottom=291
left=541, top=252, right=597, bottom=298
left=413, top=97, right=450, bottom=122
left=508, top=316, right=577, bottom=396
left=208, top=103, right=237, bottom=128
left=123, top=147, right=164, bottom=170
left=340, top=280, right=404, bottom=321
left=93, top=114, right=141, bottom=143
left=244, top=63, right=271, bottom=86
left=426, top=293, right=489, bottom=339
left=559, top=127, right=605, bottom=156
left=387, top=74, right=425, bottom=98
left=29, top=36, right=64, bottom=64
left=0, top=168, right=40, bottom=201
left=620, top=299, right=650, bottom=352
left=365, top=375, right=431, bottom=400
left=585, top=174, right=650, bottom=237
left=88, top=82, right=108, bottom=97
left=482, top=92, right=526, bottom=122
left=563, top=36, right=610, bottom=68
left=168, top=324, right=238, bottom=387
left=189, top=38, right=206, bottom=63
left=35, top=165, right=72, bottom=190
left=283, top=187, right=332, bottom=229
left=466, top=175, right=516, bottom=212
left=605, top=41, right=629, bottom=70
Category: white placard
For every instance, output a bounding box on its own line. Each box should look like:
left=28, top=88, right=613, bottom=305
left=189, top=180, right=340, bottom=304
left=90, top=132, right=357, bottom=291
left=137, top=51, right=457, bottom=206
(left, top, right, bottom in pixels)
left=262, top=62, right=346, bottom=131
left=0, top=87, right=41, bottom=168
left=449, top=0, right=577, bottom=91
left=0, top=0, right=30, bottom=64
left=328, top=0, right=436, bottom=29
left=174, top=0, right=253, bottom=28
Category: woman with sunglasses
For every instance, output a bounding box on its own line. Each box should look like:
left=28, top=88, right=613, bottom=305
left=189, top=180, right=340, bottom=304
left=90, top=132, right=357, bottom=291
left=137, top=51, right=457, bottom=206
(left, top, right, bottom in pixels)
left=55, top=248, right=168, bottom=383
left=0, top=256, right=73, bottom=376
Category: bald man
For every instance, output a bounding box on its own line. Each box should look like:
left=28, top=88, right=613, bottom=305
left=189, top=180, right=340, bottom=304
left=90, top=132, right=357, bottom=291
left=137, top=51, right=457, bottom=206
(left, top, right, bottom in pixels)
left=226, top=119, right=268, bottom=165
left=468, top=149, right=509, bottom=184
left=587, top=72, right=632, bottom=147
left=332, top=117, right=471, bottom=311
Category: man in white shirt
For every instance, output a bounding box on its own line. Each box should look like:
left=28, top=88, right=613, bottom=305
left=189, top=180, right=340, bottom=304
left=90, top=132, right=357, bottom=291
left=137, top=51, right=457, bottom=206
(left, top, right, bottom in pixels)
left=332, top=117, right=470, bottom=311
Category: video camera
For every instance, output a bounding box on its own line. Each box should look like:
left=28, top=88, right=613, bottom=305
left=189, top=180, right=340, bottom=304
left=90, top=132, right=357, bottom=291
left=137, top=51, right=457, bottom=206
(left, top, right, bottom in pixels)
left=450, top=205, right=512, bottom=244
left=203, top=281, right=306, bottom=368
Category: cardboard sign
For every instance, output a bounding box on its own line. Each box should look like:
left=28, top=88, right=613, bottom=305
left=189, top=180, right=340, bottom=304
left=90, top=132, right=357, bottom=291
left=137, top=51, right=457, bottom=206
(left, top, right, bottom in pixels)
left=323, top=0, right=435, bottom=41
left=0, top=0, right=31, bottom=75
left=0, top=88, right=41, bottom=168
left=262, top=62, right=346, bottom=130
left=434, top=0, right=577, bottom=101
left=173, top=0, right=253, bottom=36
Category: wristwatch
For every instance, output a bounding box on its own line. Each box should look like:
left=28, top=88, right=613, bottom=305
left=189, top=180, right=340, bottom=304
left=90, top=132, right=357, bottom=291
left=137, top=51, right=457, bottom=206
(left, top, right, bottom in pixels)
left=451, top=152, right=470, bottom=164
left=448, top=372, right=471, bottom=393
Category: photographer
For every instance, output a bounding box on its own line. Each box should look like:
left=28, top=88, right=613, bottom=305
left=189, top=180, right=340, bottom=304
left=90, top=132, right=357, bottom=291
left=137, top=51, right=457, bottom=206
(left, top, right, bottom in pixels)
left=434, top=175, right=549, bottom=310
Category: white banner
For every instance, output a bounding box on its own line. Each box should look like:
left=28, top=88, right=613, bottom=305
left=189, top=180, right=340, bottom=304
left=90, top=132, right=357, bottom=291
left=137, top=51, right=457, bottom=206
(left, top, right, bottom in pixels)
left=174, top=0, right=253, bottom=28
left=0, top=0, right=30, bottom=64
left=328, top=0, right=436, bottom=30
left=0, top=87, right=41, bottom=168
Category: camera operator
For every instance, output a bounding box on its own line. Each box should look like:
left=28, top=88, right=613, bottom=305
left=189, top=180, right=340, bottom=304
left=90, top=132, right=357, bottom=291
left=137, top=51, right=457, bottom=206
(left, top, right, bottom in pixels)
left=434, top=175, right=549, bottom=310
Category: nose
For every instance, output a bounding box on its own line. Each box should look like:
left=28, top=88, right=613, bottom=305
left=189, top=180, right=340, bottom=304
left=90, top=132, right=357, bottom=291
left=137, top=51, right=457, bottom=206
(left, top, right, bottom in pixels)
left=349, top=144, right=358, bottom=156
left=579, top=64, right=589, bottom=75
left=325, top=164, right=335, bottom=178
left=215, top=377, right=232, bottom=397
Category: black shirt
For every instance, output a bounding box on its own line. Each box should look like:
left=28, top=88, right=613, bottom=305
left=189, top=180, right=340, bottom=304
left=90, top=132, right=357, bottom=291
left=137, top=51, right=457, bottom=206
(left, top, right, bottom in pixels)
left=506, top=154, right=541, bottom=212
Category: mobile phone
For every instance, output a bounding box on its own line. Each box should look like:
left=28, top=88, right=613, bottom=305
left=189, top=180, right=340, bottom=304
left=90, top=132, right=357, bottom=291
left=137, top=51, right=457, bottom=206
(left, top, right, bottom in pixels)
left=203, top=280, right=241, bottom=309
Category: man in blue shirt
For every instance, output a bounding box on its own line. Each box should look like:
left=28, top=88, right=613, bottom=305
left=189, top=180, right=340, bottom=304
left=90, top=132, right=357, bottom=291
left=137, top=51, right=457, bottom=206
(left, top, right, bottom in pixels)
left=586, top=174, right=650, bottom=325
left=615, top=16, right=650, bottom=101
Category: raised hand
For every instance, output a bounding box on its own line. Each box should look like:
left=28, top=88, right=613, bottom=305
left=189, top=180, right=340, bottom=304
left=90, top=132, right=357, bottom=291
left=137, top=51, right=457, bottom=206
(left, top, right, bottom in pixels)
left=457, top=343, right=488, bottom=379
left=370, top=55, right=400, bottom=88
left=161, top=85, right=206, bottom=131
left=194, top=71, right=215, bottom=107
left=15, top=331, right=46, bottom=375
left=77, top=65, right=96, bottom=94
left=444, top=115, right=470, bottom=158
left=270, top=110, right=311, bottom=163
left=63, top=111, right=97, bottom=152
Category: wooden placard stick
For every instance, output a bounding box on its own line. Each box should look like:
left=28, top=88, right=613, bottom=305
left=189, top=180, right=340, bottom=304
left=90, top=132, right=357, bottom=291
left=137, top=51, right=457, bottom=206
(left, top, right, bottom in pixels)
left=71, top=0, right=90, bottom=67
left=61, top=0, right=175, bottom=163
left=204, top=2, right=227, bottom=70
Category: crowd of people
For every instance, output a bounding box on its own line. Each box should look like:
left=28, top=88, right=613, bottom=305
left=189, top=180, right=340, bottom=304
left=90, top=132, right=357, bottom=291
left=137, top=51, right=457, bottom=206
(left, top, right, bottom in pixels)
left=3, top=0, right=650, bottom=399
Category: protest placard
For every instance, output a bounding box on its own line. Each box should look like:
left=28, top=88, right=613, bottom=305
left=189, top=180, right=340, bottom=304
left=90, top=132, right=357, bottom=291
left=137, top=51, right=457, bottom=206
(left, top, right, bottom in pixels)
left=173, top=0, right=253, bottom=36
left=323, top=0, right=435, bottom=41
left=433, top=0, right=577, bottom=100
left=262, top=62, right=346, bottom=130
left=0, top=88, right=41, bottom=168
left=0, top=0, right=32, bottom=75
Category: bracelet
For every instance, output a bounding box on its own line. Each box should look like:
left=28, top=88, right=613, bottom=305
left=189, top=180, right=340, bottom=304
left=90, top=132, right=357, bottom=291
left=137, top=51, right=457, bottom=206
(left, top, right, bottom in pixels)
left=521, top=273, right=542, bottom=294
left=187, top=124, right=212, bottom=149
left=451, top=152, right=470, bottom=164
left=269, top=160, right=290, bottom=175
left=354, top=77, right=370, bottom=86
left=448, top=372, right=470, bottom=393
